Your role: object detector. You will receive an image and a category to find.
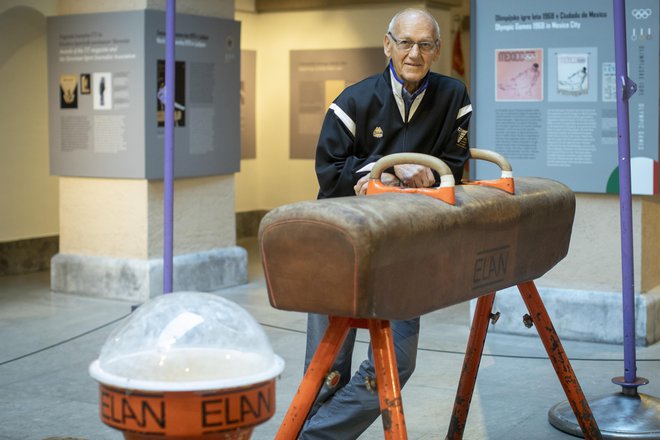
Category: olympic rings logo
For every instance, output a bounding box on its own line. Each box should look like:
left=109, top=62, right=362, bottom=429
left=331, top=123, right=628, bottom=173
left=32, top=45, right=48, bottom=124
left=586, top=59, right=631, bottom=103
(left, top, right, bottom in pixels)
left=631, top=9, right=652, bottom=20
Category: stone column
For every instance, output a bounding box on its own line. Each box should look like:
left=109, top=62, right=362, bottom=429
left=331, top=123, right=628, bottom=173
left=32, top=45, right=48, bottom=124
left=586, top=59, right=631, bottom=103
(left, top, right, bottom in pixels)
left=50, top=0, right=246, bottom=302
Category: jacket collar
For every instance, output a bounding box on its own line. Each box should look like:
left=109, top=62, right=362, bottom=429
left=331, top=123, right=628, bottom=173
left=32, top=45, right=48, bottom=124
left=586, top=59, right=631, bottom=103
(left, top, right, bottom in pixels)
left=387, top=61, right=430, bottom=122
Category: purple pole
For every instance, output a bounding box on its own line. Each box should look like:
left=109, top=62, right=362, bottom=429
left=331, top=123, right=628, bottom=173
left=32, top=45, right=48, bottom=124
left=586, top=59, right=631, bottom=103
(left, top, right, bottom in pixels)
left=611, top=0, right=642, bottom=391
left=163, top=0, right=175, bottom=294
left=550, top=2, right=660, bottom=435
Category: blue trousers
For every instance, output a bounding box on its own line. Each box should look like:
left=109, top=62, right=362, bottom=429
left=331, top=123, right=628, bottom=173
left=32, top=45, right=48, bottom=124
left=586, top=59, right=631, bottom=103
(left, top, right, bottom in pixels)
left=298, top=313, right=420, bottom=440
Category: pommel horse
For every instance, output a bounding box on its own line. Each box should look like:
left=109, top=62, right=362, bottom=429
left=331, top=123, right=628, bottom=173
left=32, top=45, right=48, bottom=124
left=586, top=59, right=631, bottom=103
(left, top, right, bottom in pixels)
left=259, top=150, right=602, bottom=439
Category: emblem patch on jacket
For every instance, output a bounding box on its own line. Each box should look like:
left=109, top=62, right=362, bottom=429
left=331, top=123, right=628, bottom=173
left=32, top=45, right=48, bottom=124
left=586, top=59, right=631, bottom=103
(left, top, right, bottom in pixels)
left=457, top=127, right=468, bottom=149
left=372, top=126, right=383, bottom=138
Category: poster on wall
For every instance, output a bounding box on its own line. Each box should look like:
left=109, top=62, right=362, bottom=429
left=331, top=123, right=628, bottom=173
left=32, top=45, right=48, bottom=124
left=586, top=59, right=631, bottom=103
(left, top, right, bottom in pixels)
left=495, top=48, right=543, bottom=101
left=289, top=48, right=387, bottom=160
left=471, top=0, right=659, bottom=194
left=47, top=11, right=241, bottom=179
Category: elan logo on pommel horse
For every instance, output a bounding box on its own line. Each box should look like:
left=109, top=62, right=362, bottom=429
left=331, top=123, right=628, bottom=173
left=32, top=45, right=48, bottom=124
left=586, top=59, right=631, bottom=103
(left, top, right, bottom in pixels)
left=473, top=245, right=510, bottom=289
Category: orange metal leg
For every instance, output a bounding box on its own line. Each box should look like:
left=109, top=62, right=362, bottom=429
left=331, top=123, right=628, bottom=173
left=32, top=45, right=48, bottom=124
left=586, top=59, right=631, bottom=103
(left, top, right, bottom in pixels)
left=517, top=281, right=602, bottom=440
left=275, top=316, right=352, bottom=440
left=276, top=317, right=408, bottom=440
left=369, top=319, right=408, bottom=440
left=446, top=292, right=496, bottom=440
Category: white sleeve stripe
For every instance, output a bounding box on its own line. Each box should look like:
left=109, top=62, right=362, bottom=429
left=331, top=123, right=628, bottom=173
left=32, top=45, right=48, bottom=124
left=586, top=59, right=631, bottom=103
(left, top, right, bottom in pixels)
left=457, top=104, right=472, bottom=120
left=356, top=162, right=375, bottom=173
left=329, top=103, right=356, bottom=137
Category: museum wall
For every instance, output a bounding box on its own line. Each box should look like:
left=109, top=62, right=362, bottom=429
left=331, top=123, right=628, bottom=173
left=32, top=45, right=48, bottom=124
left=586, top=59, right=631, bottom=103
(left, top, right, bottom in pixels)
left=1, top=0, right=239, bottom=276
left=232, top=1, right=660, bottom=298
left=234, top=3, right=464, bottom=212
left=0, top=1, right=59, bottom=243
left=1, top=0, right=658, bottom=299
left=0, top=0, right=467, bottom=265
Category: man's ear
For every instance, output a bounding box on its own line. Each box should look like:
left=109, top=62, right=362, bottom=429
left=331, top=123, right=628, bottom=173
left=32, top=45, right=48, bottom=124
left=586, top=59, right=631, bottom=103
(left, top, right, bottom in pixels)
left=383, top=34, right=392, bottom=58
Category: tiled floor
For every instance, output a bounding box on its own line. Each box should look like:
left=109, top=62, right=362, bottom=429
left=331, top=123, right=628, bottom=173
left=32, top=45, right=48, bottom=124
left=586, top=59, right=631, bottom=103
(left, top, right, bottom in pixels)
left=1, top=238, right=660, bottom=439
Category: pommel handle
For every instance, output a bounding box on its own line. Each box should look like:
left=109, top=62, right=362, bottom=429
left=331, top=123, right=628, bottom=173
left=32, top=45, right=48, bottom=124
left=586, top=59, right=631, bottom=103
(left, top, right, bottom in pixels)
left=366, top=153, right=456, bottom=205
left=467, top=148, right=515, bottom=194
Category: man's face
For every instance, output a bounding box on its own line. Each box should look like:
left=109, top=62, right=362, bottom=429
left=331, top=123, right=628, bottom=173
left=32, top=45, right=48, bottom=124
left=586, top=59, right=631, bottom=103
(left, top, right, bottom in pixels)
left=384, top=12, right=441, bottom=91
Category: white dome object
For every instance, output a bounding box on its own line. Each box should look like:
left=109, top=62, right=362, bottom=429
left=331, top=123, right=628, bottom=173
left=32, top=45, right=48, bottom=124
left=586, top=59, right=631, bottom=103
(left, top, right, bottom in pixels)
left=89, top=292, right=284, bottom=391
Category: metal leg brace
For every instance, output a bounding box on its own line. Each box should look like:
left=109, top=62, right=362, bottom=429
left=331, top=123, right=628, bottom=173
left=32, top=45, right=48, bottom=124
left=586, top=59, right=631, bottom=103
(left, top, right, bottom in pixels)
left=447, top=282, right=602, bottom=439
left=275, top=316, right=408, bottom=440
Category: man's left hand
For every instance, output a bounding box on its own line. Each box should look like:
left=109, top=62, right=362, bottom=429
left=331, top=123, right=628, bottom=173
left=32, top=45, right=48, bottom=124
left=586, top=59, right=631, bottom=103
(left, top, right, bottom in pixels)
left=354, top=172, right=400, bottom=195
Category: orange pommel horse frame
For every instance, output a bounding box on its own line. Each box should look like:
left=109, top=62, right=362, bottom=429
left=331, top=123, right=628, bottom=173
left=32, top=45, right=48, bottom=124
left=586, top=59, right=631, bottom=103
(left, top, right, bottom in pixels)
left=274, top=283, right=602, bottom=440
left=263, top=151, right=601, bottom=439
left=275, top=317, right=406, bottom=439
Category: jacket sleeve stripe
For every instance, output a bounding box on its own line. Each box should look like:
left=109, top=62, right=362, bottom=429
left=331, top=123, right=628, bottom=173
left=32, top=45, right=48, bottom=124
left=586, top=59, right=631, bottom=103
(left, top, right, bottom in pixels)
left=329, top=103, right=356, bottom=137
left=457, top=104, right=472, bottom=120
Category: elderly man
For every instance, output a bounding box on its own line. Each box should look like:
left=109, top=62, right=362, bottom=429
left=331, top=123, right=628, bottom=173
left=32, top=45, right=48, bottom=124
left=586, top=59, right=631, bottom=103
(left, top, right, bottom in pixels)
left=301, top=8, right=472, bottom=439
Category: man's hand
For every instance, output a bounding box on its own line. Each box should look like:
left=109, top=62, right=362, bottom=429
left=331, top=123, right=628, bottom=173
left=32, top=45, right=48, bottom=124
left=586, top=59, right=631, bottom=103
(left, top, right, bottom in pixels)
left=354, top=172, right=400, bottom=196
left=393, top=164, right=436, bottom=188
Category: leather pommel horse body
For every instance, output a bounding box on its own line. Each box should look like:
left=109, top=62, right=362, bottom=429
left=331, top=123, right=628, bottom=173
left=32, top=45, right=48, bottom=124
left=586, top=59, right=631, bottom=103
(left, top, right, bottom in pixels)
left=259, top=151, right=601, bottom=439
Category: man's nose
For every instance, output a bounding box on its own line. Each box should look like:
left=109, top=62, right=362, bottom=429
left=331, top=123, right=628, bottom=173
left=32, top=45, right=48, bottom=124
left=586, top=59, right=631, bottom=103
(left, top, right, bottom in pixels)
left=408, top=44, right=421, bottom=57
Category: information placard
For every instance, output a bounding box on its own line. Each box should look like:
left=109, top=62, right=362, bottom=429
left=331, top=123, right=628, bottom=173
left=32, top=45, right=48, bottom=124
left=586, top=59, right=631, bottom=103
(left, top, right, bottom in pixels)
left=48, top=11, right=240, bottom=179
left=471, top=1, right=658, bottom=194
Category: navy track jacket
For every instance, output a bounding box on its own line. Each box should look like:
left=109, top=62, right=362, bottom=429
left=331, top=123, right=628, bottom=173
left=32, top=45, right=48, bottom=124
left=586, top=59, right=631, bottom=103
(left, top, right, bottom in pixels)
left=315, top=65, right=472, bottom=199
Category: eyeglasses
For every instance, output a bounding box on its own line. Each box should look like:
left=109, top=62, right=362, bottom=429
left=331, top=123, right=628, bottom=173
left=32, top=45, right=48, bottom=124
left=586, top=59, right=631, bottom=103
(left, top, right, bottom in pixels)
left=387, top=32, right=438, bottom=53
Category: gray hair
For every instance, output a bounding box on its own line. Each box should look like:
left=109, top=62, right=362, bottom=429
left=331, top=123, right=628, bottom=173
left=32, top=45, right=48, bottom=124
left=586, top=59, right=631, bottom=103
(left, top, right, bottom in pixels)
left=387, top=8, right=441, bottom=41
